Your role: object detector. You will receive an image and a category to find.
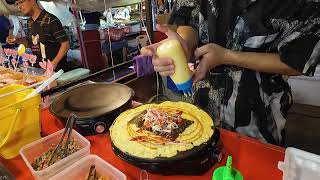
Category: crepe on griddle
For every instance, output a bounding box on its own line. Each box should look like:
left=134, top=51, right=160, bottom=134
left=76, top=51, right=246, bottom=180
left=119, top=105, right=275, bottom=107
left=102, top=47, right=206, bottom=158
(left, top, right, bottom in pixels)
left=110, top=101, right=214, bottom=159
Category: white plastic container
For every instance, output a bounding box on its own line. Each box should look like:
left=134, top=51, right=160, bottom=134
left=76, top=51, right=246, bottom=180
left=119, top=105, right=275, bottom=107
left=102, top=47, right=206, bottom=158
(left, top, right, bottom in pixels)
left=130, top=23, right=141, bottom=33
left=278, top=147, right=320, bottom=180
left=288, top=66, right=320, bottom=106
left=49, top=155, right=126, bottom=180
left=20, top=129, right=90, bottom=180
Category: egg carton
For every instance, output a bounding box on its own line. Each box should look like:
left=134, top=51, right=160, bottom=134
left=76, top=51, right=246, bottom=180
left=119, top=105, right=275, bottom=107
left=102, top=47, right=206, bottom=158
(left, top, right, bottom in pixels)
left=278, top=147, right=320, bottom=180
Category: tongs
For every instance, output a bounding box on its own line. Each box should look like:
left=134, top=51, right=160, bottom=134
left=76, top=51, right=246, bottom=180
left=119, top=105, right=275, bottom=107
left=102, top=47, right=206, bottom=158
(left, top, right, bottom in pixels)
left=46, top=113, right=77, bottom=167
left=86, top=165, right=97, bottom=180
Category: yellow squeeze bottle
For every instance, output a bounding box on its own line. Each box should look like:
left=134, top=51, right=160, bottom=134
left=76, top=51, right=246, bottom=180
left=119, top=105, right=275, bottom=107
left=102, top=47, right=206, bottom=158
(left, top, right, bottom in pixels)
left=156, top=39, right=193, bottom=96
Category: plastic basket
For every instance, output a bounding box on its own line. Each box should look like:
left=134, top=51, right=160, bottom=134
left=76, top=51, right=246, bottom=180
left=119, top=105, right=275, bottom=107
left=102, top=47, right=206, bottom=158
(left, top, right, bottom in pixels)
left=20, top=129, right=90, bottom=180
left=49, top=155, right=126, bottom=180
left=278, top=147, right=320, bottom=180
left=0, top=84, right=41, bottom=159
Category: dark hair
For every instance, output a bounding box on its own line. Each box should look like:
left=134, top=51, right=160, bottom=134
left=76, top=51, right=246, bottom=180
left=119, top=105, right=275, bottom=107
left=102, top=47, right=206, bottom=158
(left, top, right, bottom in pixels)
left=6, top=0, right=39, bottom=5
left=5, top=0, right=16, bottom=5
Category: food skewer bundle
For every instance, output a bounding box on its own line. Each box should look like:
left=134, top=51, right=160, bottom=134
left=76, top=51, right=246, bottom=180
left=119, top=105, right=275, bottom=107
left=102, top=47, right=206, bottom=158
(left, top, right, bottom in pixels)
left=3, top=45, right=37, bottom=73
left=0, top=45, right=48, bottom=88
left=4, top=48, right=18, bottom=70
left=3, top=48, right=12, bottom=68
left=0, top=57, right=5, bottom=67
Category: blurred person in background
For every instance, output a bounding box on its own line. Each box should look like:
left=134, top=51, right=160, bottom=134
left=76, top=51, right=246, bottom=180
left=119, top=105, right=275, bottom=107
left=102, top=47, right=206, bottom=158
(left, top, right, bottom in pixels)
left=6, top=0, right=70, bottom=71
left=0, top=14, right=11, bottom=45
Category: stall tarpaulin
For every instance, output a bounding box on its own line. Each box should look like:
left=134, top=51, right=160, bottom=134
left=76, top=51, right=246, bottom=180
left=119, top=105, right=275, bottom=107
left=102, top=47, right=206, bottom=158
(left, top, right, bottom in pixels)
left=0, top=0, right=18, bottom=15
left=0, top=0, right=142, bottom=16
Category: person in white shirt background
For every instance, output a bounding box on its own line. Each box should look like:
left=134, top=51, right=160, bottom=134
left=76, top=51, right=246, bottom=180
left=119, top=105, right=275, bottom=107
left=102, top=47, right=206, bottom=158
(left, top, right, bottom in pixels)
left=8, top=15, right=26, bottom=40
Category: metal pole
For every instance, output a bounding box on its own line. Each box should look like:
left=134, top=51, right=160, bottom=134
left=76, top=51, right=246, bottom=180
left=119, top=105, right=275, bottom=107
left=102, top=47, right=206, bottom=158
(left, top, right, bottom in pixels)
left=71, top=0, right=89, bottom=69
left=145, top=0, right=154, bottom=43
left=168, top=0, right=172, bottom=12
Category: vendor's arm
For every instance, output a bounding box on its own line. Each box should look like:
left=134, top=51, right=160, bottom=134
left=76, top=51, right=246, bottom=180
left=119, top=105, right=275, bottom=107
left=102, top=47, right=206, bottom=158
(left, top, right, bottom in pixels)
left=176, top=26, right=198, bottom=57
left=51, top=41, right=70, bottom=68
left=226, top=52, right=300, bottom=75
left=141, top=1, right=199, bottom=76
left=141, top=24, right=196, bottom=57
left=194, top=32, right=320, bottom=83
left=6, top=36, right=29, bottom=47
left=140, top=24, right=197, bottom=76
left=194, top=44, right=300, bottom=83
left=49, top=16, right=70, bottom=69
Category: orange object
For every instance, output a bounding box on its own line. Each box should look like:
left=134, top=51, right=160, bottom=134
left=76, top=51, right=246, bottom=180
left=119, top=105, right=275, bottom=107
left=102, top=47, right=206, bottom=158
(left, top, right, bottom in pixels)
left=0, top=109, right=285, bottom=180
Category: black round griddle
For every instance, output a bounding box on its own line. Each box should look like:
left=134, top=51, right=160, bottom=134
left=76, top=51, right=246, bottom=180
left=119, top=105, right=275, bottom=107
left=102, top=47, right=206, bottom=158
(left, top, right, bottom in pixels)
left=110, top=95, right=222, bottom=175
left=111, top=128, right=221, bottom=175
left=50, top=82, right=133, bottom=135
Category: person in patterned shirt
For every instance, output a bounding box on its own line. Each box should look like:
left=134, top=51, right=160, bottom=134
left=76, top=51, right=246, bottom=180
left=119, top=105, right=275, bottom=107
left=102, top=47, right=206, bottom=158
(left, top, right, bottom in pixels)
left=141, top=0, right=320, bottom=145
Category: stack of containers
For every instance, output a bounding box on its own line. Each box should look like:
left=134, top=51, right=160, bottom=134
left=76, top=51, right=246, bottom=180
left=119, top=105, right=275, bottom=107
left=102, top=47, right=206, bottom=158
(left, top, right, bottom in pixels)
left=20, top=129, right=126, bottom=180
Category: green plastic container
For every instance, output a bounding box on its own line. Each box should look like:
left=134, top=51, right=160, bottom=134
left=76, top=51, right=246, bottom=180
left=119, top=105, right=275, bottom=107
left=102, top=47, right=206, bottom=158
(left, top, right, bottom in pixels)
left=213, top=156, right=243, bottom=180
left=57, top=68, right=90, bottom=85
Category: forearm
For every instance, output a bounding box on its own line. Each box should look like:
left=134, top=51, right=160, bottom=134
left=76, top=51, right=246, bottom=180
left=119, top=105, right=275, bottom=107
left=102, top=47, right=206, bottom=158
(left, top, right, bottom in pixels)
left=176, top=26, right=198, bottom=52
left=225, top=50, right=301, bottom=76
left=52, top=41, right=70, bottom=64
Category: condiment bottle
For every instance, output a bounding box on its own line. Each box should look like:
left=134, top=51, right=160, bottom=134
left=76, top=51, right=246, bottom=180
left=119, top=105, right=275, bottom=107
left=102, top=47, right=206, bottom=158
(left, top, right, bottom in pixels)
left=156, top=39, right=193, bottom=96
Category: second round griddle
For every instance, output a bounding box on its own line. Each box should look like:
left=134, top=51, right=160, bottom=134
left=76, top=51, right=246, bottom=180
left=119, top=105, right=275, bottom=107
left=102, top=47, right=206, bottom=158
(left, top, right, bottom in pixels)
left=50, top=83, right=133, bottom=120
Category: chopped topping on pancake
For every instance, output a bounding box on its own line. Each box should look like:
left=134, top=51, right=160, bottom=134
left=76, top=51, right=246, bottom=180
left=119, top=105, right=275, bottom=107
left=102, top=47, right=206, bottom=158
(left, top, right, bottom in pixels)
left=130, top=108, right=193, bottom=141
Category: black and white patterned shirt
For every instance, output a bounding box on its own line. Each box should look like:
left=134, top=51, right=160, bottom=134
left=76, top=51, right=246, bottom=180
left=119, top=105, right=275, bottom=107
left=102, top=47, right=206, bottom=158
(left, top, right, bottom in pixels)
left=169, top=0, right=320, bottom=145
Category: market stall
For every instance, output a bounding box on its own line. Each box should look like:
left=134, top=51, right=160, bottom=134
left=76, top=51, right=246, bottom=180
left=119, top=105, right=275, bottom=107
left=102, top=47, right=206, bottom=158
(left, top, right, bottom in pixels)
left=0, top=61, right=287, bottom=179
left=1, top=0, right=320, bottom=180
left=0, top=108, right=285, bottom=180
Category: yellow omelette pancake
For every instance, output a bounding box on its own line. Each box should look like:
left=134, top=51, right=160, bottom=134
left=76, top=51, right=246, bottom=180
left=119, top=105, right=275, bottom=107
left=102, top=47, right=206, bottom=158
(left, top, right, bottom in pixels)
left=110, top=101, right=214, bottom=159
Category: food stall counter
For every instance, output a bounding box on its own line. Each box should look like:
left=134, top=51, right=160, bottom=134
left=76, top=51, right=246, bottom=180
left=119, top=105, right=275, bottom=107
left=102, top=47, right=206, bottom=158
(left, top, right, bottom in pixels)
left=0, top=109, right=285, bottom=180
